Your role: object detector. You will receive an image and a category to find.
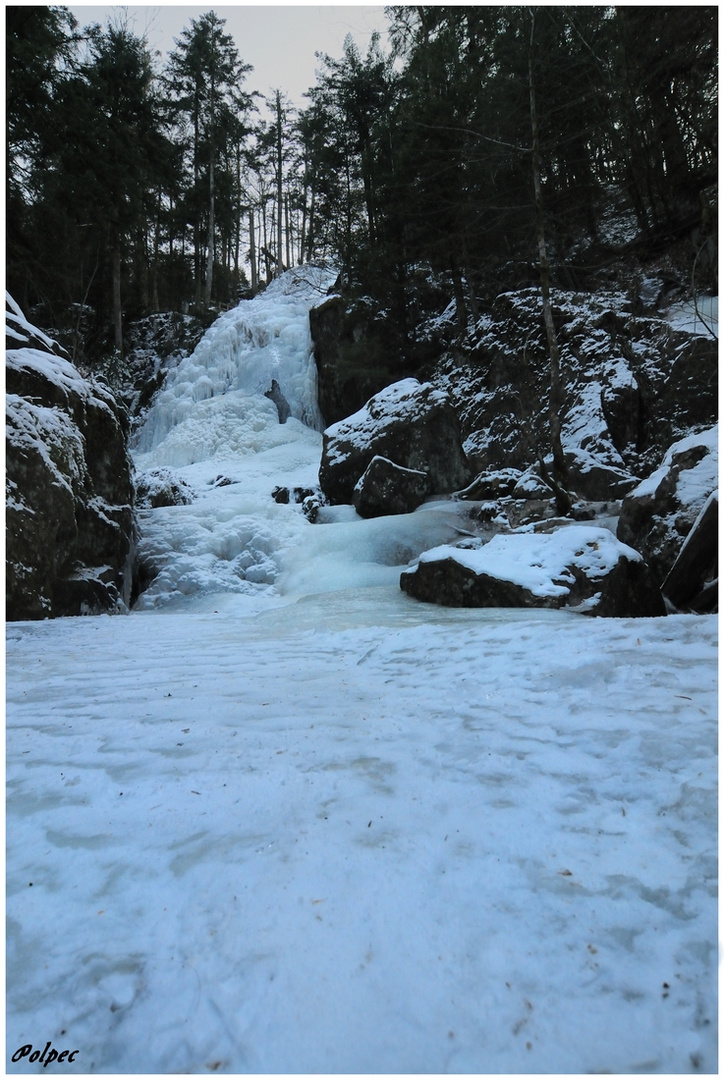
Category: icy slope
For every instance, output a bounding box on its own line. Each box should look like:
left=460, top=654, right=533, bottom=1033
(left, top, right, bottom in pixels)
left=6, top=602, right=717, bottom=1074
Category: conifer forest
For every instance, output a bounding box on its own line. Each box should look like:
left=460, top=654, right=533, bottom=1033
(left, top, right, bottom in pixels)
left=7, top=6, right=717, bottom=372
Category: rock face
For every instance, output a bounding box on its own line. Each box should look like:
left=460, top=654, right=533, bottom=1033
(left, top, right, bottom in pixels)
left=308, top=294, right=350, bottom=425
left=400, top=526, right=666, bottom=617
left=661, top=492, right=717, bottom=612
left=617, top=426, right=718, bottom=590
left=6, top=297, right=136, bottom=620
left=264, top=379, right=291, bottom=424
left=353, top=456, right=430, bottom=518
left=123, top=311, right=208, bottom=419
left=431, top=289, right=718, bottom=495
left=309, top=293, right=408, bottom=426
left=319, top=378, right=471, bottom=506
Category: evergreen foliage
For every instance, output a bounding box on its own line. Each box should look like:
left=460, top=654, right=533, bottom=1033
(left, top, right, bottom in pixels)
left=6, top=5, right=717, bottom=367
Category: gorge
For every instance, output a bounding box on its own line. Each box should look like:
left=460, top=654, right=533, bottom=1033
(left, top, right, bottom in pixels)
left=6, top=268, right=718, bottom=1074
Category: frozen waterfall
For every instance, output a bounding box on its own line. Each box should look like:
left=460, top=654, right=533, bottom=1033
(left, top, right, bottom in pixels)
left=130, top=266, right=475, bottom=611
left=133, top=266, right=337, bottom=457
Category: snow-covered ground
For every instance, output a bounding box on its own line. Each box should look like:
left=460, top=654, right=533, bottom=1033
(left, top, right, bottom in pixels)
left=6, top=271, right=718, bottom=1074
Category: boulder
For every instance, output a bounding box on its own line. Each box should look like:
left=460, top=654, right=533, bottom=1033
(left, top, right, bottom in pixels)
left=617, top=426, right=718, bottom=584
left=563, top=449, right=639, bottom=500
left=309, top=293, right=409, bottom=426
left=271, top=484, right=318, bottom=505
left=454, top=468, right=523, bottom=500
left=319, top=378, right=470, bottom=505
left=401, top=525, right=666, bottom=617
left=209, top=475, right=236, bottom=489
left=264, top=378, right=291, bottom=424
left=136, top=467, right=195, bottom=509
left=512, top=468, right=553, bottom=499
left=301, top=493, right=328, bottom=523
left=6, top=297, right=136, bottom=620
left=661, top=491, right=718, bottom=612
left=353, top=456, right=430, bottom=518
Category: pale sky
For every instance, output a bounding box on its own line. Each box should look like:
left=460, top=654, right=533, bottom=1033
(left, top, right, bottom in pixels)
left=66, top=4, right=391, bottom=107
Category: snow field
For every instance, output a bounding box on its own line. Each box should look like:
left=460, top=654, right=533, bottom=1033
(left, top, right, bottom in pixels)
left=6, top=601, right=717, bottom=1073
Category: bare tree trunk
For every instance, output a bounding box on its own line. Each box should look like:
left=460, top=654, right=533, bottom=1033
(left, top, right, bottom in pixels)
left=136, top=227, right=149, bottom=312
left=299, top=181, right=308, bottom=265
left=249, top=208, right=258, bottom=294
left=205, top=155, right=215, bottom=307
left=234, top=148, right=241, bottom=280
left=305, top=182, right=315, bottom=263
left=529, top=8, right=572, bottom=514
left=261, top=198, right=271, bottom=283
left=276, top=91, right=284, bottom=277
left=193, top=100, right=202, bottom=306
left=450, top=256, right=467, bottom=339
left=112, top=239, right=123, bottom=356
left=151, top=193, right=160, bottom=311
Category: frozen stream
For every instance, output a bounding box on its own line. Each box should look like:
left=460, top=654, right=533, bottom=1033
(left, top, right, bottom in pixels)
left=6, top=270, right=718, bottom=1074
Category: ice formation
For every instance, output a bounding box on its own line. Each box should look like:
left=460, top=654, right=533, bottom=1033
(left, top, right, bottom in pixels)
left=133, top=266, right=338, bottom=457
left=131, top=268, right=475, bottom=609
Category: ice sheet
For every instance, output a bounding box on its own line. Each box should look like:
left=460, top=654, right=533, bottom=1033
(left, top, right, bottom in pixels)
left=6, top=605, right=717, bottom=1073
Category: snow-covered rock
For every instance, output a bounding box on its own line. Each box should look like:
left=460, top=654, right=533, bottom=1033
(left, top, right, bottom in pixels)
left=433, top=287, right=717, bottom=490
left=400, top=526, right=666, bottom=617
left=135, top=467, right=195, bottom=509
left=453, top=467, right=522, bottom=500
left=124, top=311, right=208, bottom=419
left=563, top=448, right=639, bottom=500
left=319, top=378, right=470, bottom=505
left=617, top=425, right=718, bottom=594
left=512, top=468, right=553, bottom=499
left=271, top=484, right=318, bottom=506
left=661, top=491, right=718, bottom=613
left=6, top=295, right=135, bottom=619
left=353, top=455, right=429, bottom=518
left=6, top=292, right=67, bottom=357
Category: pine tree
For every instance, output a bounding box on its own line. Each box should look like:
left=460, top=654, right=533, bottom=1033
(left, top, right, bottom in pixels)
left=7, top=5, right=78, bottom=311
left=165, top=11, right=253, bottom=307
